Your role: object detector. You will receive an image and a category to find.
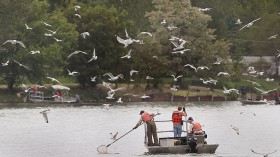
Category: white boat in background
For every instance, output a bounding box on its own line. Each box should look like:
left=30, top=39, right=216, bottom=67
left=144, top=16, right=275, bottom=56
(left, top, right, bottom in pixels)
left=28, top=85, right=78, bottom=103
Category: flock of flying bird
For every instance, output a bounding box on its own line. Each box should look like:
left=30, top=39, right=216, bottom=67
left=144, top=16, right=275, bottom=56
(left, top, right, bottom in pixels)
left=1, top=5, right=280, bottom=156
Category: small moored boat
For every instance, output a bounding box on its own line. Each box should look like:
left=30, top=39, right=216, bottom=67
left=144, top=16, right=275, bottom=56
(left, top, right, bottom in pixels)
left=238, top=98, right=268, bottom=105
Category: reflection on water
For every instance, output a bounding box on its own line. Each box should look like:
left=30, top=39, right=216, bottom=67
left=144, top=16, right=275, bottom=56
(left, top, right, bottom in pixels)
left=0, top=101, right=279, bottom=157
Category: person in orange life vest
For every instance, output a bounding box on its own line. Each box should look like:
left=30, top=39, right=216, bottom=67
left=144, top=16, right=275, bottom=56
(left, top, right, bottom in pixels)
left=172, top=107, right=187, bottom=137
left=187, top=117, right=203, bottom=135
left=133, top=110, right=159, bottom=146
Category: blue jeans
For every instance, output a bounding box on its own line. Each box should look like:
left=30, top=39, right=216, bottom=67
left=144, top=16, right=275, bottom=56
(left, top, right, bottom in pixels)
left=173, top=125, right=183, bottom=137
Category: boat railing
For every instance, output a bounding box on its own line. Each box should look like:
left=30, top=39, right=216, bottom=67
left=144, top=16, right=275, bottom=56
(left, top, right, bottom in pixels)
left=28, top=91, right=44, bottom=101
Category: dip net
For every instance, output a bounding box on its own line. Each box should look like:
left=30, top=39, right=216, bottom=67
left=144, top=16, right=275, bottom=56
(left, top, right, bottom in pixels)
left=97, top=145, right=108, bottom=154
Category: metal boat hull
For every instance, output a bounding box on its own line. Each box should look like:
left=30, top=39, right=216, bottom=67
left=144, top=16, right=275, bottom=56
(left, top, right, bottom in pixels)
left=147, top=144, right=219, bottom=154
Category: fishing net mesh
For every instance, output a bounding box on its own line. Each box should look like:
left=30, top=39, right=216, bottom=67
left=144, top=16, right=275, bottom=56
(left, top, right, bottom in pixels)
left=97, top=145, right=108, bottom=154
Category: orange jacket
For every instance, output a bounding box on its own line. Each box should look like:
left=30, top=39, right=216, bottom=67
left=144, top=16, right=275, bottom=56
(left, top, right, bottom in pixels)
left=192, top=121, right=202, bottom=132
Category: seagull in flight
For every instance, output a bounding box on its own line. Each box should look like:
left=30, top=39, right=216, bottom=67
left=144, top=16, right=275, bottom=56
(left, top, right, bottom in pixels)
left=240, top=112, right=256, bottom=116
left=217, top=72, right=230, bottom=77
left=116, top=29, right=140, bottom=47
left=47, top=77, right=61, bottom=84
left=74, top=13, right=81, bottom=18
left=171, top=49, right=191, bottom=54
left=47, top=27, right=60, bottom=35
left=140, top=94, right=150, bottom=99
left=146, top=76, right=154, bottom=80
left=265, top=78, right=274, bottom=82
left=167, top=24, right=177, bottom=30
left=110, top=132, right=118, bottom=140
left=53, top=37, right=63, bottom=42
left=130, top=70, right=139, bottom=81
left=67, top=69, right=79, bottom=76
left=87, top=49, right=97, bottom=62
left=160, top=19, right=166, bottom=25
left=67, top=50, right=88, bottom=59
left=268, top=34, right=278, bottom=40
left=91, top=76, right=97, bottom=82
left=237, top=17, right=262, bottom=32
left=29, top=50, right=40, bottom=55
left=223, top=86, right=239, bottom=94
left=235, top=19, right=242, bottom=25
left=116, top=97, right=123, bottom=103
left=200, top=78, right=212, bottom=84
left=184, top=64, right=198, bottom=73
left=246, top=80, right=261, bottom=87
left=101, top=104, right=111, bottom=110
left=170, top=85, right=178, bottom=91
left=40, top=109, right=50, bottom=123
left=103, top=73, right=124, bottom=81
left=2, top=60, right=9, bottom=66
left=3, top=40, right=26, bottom=48
left=121, top=49, right=132, bottom=59
left=138, top=32, right=152, bottom=37
left=199, top=8, right=212, bottom=12
left=13, top=60, right=29, bottom=69
left=255, top=87, right=277, bottom=95
left=81, top=32, right=90, bottom=39
left=42, top=21, right=52, bottom=27
left=170, top=74, right=183, bottom=82
left=25, top=24, right=33, bottom=30
left=73, top=5, right=81, bottom=11
left=213, top=58, right=223, bottom=65
left=251, top=149, right=277, bottom=157
left=230, top=125, right=239, bottom=135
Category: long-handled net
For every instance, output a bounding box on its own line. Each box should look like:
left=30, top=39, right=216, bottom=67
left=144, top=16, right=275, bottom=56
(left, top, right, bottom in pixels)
left=97, top=128, right=135, bottom=154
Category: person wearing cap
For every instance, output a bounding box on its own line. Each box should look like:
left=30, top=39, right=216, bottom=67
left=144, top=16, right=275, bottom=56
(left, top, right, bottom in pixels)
left=133, top=110, right=159, bottom=146
left=187, top=117, right=203, bottom=135
left=172, top=106, right=187, bottom=137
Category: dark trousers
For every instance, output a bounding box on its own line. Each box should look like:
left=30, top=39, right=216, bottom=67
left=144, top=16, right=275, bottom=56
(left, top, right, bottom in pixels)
left=146, top=121, right=158, bottom=146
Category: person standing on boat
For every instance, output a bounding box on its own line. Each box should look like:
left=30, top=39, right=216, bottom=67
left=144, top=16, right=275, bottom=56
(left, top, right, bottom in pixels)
left=133, top=110, right=159, bottom=146
left=172, top=106, right=187, bottom=137
left=187, top=117, right=203, bottom=135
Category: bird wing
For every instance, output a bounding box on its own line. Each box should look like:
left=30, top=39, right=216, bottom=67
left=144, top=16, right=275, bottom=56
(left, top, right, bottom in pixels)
left=116, top=36, right=127, bottom=46
left=251, top=17, right=262, bottom=23
left=67, top=52, right=76, bottom=59
left=251, top=149, right=263, bottom=155
left=103, top=72, right=114, bottom=78
left=67, top=69, right=71, bottom=74
left=113, top=132, right=118, bottom=139
left=125, top=28, right=130, bottom=39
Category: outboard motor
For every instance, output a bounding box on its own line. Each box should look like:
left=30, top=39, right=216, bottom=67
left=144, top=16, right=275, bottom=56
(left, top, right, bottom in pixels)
left=187, top=135, right=198, bottom=153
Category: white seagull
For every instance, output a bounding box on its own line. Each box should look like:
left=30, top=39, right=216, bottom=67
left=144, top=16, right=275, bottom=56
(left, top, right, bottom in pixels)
left=116, top=29, right=140, bottom=47
left=268, top=34, right=278, bottom=40
left=103, top=73, right=124, bottom=81
left=40, top=109, right=50, bottom=123
left=251, top=149, right=277, bottom=157
left=184, top=64, right=198, bottom=73
left=3, top=40, right=26, bottom=48
left=121, top=49, right=132, bottom=59
left=200, top=78, right=212, bottom=84
left=29, top=50, right=40, bottom=54
left=73, top=5, right=81, bottom=11
left=223, top=86, right=239, bottom=94
left=199, top=8, right=212, bottom=12
left=160, top=19, right=166, bottom=25
left=2, top=60, right=9, bottom=66
left=47, top=27, right=60, bottom=35
left=171, top=49, right=191, bottom=54
left=67, top=50, right=88, bottom=59
left=42, top=21, right=52, bottom=27
left=217, top=72, right=230, bottom=77
left=170, top=74, right=183, bottom=82
left=47, top=77, right=61, bottom=84
left=80, top=32, right=90, bottom=39
left=13, top=60, right=29, bottom=69
left=91, top=76, right=97, bottom=82
left=87, top=49, right=97, bottom=62
left=213, top=58, right=223, bottom=65
left=167, top=24, right=177, bottom=30
left=246, top=80, right=261, bottom=87
left=140, top=94, right=150, bottom=99
left=237, top=17, right=262, bottom=32
left=235, top=18, right=242, bottom=25
left=116, top=97, right=123, bottom=103
left=101, top=104, right=111, bottom=110
left=25, top=24, right=33, bottom=30
left=146, top=76, right=154, bottom=80
left=53, top=37, right=63, bottom=42
left=110, top=132, right=118, bottom=140
left=255, top=87, right=277, bottom=95
left=170, top=85, right=178, bottom=91
left=67, top=69, right=79, bottom=76
left=138, top=32, right=152, bottom=37
left=74, top=13, right=81, bottom=18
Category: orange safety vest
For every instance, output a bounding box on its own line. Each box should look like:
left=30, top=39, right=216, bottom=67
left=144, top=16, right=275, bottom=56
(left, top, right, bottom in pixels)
left=172, top=112, right=182, bottom=124
left=141, top=112, right=152, bottom=122
left=192, top=121, right=202, bottom=132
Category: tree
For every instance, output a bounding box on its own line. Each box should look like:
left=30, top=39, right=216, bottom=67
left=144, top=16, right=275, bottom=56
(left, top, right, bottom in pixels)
left=146, top=0, right=231, bottom=87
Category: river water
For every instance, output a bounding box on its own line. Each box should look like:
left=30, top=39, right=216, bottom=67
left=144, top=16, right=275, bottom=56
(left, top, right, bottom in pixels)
left=0, top=101, right=279, bottom=157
